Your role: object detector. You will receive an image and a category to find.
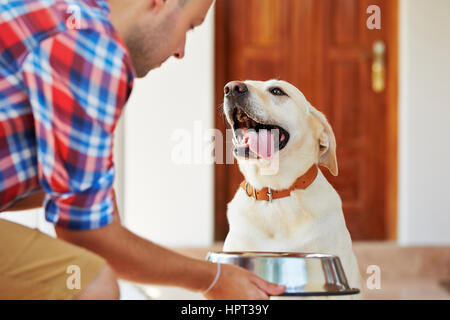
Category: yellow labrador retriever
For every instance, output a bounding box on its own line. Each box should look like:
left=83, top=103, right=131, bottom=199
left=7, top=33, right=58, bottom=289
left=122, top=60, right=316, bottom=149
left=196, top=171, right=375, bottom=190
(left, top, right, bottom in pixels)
left=222, top=79, right=362, bottom=299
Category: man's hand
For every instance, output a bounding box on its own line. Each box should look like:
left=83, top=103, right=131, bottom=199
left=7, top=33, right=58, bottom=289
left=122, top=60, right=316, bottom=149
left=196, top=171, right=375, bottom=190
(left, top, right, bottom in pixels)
left=203, top=264, right=285, bottom=300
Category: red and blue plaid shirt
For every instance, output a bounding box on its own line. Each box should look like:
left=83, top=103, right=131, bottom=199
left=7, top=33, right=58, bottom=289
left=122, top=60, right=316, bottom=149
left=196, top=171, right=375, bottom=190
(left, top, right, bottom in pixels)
left=0, top=0, right=135, bottom=229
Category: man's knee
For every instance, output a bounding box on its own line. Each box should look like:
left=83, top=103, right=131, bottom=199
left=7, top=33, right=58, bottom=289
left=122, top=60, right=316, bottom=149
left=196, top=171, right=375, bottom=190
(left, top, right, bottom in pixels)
left=74, top=264, right=119, bottom=300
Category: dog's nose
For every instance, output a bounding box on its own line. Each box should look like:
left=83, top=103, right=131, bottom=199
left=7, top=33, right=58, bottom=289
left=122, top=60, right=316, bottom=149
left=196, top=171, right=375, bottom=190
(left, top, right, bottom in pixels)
left=224, top=81, right=248, bottom=98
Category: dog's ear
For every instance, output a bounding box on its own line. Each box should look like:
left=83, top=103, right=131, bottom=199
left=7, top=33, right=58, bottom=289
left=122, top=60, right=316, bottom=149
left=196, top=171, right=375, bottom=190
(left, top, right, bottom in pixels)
left=309, top=106, right=338, bottom=176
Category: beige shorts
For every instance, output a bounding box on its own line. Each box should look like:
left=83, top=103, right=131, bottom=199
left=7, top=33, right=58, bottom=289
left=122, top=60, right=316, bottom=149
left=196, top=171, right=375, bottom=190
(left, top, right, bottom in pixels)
left=0, top=218, right=106, bottom=300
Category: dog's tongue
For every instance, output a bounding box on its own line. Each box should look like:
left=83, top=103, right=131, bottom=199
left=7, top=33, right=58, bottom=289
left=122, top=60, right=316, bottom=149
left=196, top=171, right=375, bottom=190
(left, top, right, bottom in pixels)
left=245, top=129, right=275, bottom=159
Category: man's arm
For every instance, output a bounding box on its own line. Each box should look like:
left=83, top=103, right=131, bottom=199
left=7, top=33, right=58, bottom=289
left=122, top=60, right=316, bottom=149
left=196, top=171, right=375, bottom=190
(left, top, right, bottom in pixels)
left=56, top=215, right=217, bottom=292
left=55, top=193, right=285, bottom=299
left=56, top=190, right=214, bottom=291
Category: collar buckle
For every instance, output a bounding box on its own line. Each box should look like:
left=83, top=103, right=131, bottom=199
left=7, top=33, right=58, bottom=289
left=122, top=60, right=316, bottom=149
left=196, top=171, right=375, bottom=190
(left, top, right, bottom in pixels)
left=267, top=188, right=273, bottom=202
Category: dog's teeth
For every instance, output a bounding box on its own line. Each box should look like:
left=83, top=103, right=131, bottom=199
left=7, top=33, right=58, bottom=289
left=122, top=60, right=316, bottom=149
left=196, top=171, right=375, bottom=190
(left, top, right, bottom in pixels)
left=236, top=110, right=248, bottom=123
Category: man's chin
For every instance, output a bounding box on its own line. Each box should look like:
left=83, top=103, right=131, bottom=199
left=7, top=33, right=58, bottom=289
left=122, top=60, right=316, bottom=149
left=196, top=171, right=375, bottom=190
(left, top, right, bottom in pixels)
left=135, top=68, right=150, bottom=78
left=136, top=61, right=168, bottom=77
left=134, top=61, right=161, bottom=78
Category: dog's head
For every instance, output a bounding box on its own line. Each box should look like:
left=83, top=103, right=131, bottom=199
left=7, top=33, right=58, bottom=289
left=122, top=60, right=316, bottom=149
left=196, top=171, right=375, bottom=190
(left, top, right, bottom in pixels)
left=223, top=79, right=338, bottom=189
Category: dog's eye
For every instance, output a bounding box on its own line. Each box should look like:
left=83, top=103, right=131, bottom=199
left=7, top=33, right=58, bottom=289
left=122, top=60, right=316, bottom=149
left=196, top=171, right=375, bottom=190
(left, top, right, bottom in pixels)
left=269, top=87, right=287, bottom=96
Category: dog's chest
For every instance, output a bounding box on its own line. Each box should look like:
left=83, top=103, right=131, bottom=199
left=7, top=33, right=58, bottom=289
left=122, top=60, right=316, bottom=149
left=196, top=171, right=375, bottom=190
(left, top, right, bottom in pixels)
left=226, top=185, right=348, bottom=253
left=226, top=190, right=341, bottom=252
left=224, top=184, right=362, bottom=295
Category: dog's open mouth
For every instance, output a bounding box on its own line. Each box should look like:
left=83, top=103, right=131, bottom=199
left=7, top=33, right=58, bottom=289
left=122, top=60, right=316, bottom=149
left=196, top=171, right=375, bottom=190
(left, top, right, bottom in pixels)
left=231, top=107, right=290, bottom=159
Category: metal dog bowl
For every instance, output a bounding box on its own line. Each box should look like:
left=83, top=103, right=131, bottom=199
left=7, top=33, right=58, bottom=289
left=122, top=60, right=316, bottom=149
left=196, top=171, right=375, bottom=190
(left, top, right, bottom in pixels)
left=206, top=252, right=360, bottom=296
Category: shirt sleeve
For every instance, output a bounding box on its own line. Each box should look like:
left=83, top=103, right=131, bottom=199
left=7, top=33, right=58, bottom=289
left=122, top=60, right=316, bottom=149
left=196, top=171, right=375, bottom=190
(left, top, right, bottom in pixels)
left=21, top=28, right=133, bottom=230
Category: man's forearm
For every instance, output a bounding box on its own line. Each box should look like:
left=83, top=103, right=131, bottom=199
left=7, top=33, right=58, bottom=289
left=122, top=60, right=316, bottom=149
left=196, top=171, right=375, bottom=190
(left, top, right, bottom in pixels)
left=55, top=220, right=217, bottom=292
left=8, top=188, right=216, bottom=291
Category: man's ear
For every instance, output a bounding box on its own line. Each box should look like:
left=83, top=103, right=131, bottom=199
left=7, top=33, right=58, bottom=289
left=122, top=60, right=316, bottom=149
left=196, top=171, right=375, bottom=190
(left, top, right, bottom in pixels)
left=309, top=105, right=338, bottom=176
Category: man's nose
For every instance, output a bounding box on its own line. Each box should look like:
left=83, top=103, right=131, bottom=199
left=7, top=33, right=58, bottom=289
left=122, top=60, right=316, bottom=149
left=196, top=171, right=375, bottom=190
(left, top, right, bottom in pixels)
left=224, top=81, right=248, bottom=98
left=173, top=37, right=186, bottom=59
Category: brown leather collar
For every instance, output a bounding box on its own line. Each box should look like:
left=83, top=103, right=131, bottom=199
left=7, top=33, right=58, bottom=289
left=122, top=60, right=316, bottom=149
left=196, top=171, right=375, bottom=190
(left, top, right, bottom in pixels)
left=240, top=165, right=319, bottom=202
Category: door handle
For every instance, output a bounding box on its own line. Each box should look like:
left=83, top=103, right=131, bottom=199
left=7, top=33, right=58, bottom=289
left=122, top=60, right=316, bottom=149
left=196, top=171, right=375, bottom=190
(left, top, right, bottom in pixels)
left=372, top=40, right=386, bottom=93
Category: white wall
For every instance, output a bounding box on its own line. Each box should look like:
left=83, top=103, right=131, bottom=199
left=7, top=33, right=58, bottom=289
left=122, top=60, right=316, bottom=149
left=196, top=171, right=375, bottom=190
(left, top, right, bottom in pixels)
left=0, top=209, right=55, bottom=236
left=123, top=9, right=215, bottom=247
left=3, top=2, right=449, bottom=248
left=398, top=0, right=450, bottom=245
left=123, top=0, right=450, bottom=247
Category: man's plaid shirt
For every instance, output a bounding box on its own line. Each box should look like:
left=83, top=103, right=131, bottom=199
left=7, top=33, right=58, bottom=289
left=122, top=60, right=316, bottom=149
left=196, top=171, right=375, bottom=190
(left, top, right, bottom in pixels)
left=0, top=0, right=135, bottom=229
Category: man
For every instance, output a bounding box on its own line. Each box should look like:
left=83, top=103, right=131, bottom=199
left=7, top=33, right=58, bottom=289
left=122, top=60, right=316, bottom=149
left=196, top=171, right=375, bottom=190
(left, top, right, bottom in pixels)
left=0, top=0, right=285, bottom=299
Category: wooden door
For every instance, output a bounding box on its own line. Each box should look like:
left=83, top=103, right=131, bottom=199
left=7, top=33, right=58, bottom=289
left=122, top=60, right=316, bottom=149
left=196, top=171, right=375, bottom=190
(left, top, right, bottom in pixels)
left=214, top=0, right=398, bottom=241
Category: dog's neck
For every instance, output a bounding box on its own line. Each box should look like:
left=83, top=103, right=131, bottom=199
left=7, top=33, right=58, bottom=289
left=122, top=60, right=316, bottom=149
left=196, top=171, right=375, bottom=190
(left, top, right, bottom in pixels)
left=240, top=164, right=319, bottom=202
left=238, top=155, right=318, bottom=190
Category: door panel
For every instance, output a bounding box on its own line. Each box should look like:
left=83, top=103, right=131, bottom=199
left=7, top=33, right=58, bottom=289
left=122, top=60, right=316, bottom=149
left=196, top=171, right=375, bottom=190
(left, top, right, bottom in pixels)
left=214, top=0, right=398, bottom=241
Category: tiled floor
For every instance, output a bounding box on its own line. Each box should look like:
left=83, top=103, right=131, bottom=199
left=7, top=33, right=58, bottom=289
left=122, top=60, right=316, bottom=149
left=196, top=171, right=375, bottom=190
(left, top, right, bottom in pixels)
left=3, top=214, right=448, bottom=300
left=139, top=242, right=450, bottom=300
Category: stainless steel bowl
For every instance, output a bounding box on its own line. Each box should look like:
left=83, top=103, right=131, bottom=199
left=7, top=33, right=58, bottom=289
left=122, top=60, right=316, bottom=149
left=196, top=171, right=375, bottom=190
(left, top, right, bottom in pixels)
left=206, top=252, right=360, bottom=296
